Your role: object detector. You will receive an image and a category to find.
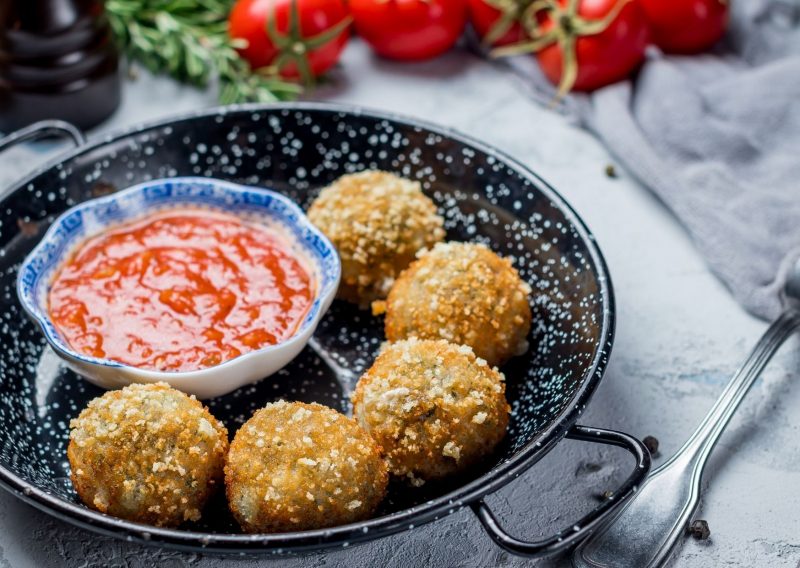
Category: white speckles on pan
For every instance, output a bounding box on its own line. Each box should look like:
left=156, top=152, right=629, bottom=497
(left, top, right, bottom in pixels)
left=34, top=347, right=64, bottom=419
left=0, top=104, right=612, bottom=551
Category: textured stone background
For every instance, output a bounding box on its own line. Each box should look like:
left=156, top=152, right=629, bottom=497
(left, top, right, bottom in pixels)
left=1, top=43, right=798, bottom=567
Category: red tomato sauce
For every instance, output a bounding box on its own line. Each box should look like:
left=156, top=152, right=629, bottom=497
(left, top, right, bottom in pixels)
left=48, top=209, right=315, bottom=372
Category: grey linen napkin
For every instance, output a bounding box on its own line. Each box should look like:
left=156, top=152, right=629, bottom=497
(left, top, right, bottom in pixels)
left=501, top=0, right=800, bottom=320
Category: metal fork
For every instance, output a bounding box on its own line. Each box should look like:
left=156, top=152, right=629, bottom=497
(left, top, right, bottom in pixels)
left=572, top=258, right=800, bottom=567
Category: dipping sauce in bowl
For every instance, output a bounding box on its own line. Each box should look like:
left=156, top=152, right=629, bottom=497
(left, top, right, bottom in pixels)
left=48, top=209, right=315, bottom=372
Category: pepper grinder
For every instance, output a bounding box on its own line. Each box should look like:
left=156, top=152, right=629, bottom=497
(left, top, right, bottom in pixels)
left=0, top=0, right=121, bottom=132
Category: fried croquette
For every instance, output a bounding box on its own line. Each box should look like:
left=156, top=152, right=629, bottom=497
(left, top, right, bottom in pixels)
left=225, top=401, right=388, bottom=533
left=307, top=170, right=445, bottom=306
left=351, top=339, right=509, bottom=484
left=67, top=382, right=228, bottom=527
left=381, top=242, right=532, bottom=367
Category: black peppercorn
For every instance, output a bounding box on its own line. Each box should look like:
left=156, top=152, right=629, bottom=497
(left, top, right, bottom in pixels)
left=643, top=435, right=659, bottom=456
left=688, top=519, right=710, bottom=540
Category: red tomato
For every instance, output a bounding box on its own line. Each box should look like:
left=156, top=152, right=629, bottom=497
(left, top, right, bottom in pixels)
left=229, top=0, right=351, bottom=82
left=640, top=0, right=728, bottom=54
left=499, top=0, right=649, bottom=94
left=468, top=0, right=530, bottom=47
left=349, top=0, right=468, bottom=61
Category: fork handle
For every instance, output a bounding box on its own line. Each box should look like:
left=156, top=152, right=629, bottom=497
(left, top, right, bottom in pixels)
left=573, top=308, right=800, bottom=568
left=671, top=308, right=800, bottom=474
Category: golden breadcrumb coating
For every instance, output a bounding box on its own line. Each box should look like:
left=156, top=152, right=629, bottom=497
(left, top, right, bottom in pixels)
left=225, top=401, right=388, bottom=533
left=381, top=242, right=532, bottom=367
left=351, top=339, right=509, bottom=484
left=307, top=170, right=445, bottom=306
left=67, top=382, right=228, bottom=527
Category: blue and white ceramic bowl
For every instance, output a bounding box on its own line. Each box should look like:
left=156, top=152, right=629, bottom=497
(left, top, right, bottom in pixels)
left=17, top=176, right=341, bottom=398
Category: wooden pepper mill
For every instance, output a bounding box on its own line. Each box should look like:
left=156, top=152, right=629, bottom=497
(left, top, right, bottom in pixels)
left=0, top=0, right=121, bottom=132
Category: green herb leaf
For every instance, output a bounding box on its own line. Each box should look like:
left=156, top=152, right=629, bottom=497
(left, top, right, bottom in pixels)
left=105, top=0, right=301, bottom=103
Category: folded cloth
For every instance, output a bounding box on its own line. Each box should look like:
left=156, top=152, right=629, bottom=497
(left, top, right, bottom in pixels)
left=501, top=0, right=800, bottom=320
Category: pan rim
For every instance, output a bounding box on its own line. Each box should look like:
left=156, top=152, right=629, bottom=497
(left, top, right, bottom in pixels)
left=0, top=101, right=615, bottom=552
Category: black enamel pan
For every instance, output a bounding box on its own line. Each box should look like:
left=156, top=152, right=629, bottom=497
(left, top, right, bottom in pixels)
left=0, top=103, right=650, bottom=557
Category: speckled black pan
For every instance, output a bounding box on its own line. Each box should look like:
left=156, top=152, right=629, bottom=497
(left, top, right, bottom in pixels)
left=0, top=104, right=650, bottom=558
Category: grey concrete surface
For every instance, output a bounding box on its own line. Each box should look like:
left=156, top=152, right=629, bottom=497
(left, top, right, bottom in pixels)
left=1, top=42, right=798, bottom=567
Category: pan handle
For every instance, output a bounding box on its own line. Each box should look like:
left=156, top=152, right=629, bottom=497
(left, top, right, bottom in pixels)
left=471, top=424, right=651, bottom=558
left=0, top=120, right=86, bottom=154
left=0, top=120, right=86, bottom=201
left=0, top=120, right=86, bottom=152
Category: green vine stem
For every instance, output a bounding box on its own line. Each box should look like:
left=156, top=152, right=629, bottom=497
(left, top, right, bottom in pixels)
left=480, top=0, right=537, bottom=47
left=491, top=0, right=631, bottom=98
left=264, top=0, right=352, bottom=87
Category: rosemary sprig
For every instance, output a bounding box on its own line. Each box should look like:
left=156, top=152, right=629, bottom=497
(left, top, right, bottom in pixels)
left=105, top=0, right=302, bottom=103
